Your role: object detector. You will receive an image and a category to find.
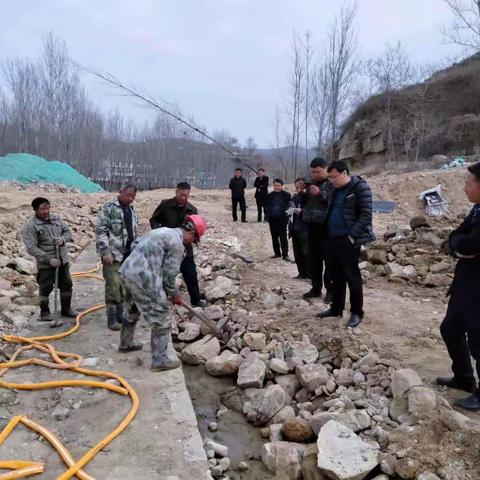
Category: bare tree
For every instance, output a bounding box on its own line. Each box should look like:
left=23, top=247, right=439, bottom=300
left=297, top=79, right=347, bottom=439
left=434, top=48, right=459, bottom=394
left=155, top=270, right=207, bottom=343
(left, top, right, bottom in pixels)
left=366, top=42, right=413, bottom=161
left=326, top=0, right=358, bottom=155
left=271, top=107, right=289, bottom=180
left=310, top=59, right=331, bottom=156
left=303, top=31, right=313, bottom=168
left=442, top=0, right=480, bottom=51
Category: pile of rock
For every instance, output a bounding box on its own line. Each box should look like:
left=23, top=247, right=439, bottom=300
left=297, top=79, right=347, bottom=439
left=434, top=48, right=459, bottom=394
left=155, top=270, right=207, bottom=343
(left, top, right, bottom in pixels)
left=361, top=216, right=459, bottom=289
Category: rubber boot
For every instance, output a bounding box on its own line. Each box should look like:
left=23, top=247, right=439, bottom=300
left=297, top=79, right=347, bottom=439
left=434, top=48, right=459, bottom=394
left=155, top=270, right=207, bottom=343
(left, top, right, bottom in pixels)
left=38, top=298, right=52, bottom=322
left=107, top=304, right=121, bottom=331
left=60, top=295, right=80, bottom=318
left=116, top=303, right=127, bottom=325
left=151, top=325, right=181, bottom=372
left=118, top=320, right=143, bottom=352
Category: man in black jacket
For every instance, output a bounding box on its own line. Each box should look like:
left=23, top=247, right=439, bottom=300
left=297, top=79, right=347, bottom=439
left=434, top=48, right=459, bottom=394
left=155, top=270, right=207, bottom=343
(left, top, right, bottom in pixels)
left=229, top=168, right=247, bottom=222
left=289, top=178, right=309, bottom=278
left=149, top=182, right=204, bottom=307
left=267, top=179, right=291, bottom=260
left=302, top=158, right=334, bottom=300
left=318, top=160, right=374, bottom=328
left=254, top=168, right=269, bottom=222
left=436, top=162, right=480, bottom=412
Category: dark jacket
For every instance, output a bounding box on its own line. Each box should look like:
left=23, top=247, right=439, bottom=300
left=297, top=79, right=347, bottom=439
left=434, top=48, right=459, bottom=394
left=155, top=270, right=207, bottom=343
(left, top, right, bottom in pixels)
left=302, top=178, right=333, bottom=224
left=289, top=192, right=307, bottom=236
left=267, top=190, right=292, bottom=222
left=149, top=197, right=198, bottom=256
left=448, top=205, right=480, bottom=300
left=229, top=177, right=247, bottom=198
left=254, top=176, right=269, bottom=200
left=326, top=176, right=374, bottom=246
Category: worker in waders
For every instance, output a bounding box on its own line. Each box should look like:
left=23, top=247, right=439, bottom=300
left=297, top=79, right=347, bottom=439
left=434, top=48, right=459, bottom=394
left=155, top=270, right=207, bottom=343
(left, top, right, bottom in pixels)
left=118, top=215, right=207, bottom=371
left=22, top=197, right=79, bottom=324
left=436, top=162, right=480, bottom=412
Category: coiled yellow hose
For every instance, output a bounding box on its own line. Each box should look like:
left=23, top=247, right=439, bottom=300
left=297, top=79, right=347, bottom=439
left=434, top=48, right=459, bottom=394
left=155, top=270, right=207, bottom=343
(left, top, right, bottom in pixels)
left=0, top=265, right=140, bottom=479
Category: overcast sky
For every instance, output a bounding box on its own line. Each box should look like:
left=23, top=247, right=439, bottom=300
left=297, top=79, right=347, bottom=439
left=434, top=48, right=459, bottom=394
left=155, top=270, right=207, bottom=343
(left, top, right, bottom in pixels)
left=0, top=0, right=462, bottom=147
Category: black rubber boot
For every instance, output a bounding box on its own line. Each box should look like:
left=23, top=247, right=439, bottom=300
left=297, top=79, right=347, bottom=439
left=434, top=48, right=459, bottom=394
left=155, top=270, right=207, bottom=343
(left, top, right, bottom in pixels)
left=436, top=376, right=476, bottom=394
left=347, top=313, right=363, bottom=328
left=118, top=320, right=143, bottom=352
left=151, top=325, right=180, bottom=372
left=455, top=391, right=480, bottom=412
left=60, top=295, right=80, bottom=318
left=107, top=304, right=121, bottom=331
left=38, top=298, right=52, bottom=322
left=316, top=308, right=343, bottom=319
left=303, top=289, right=321, bottom=299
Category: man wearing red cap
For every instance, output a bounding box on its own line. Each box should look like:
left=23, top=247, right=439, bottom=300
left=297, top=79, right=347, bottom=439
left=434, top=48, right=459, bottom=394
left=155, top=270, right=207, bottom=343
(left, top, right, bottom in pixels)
left=118, top=215, right=207, bottom=371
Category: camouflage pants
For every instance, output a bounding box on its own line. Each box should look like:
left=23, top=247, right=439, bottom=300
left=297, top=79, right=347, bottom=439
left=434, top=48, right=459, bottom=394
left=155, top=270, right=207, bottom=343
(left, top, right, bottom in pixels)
left=103, top=261, right=125, bottom=305
left=123, top=277, right=172, bottom=329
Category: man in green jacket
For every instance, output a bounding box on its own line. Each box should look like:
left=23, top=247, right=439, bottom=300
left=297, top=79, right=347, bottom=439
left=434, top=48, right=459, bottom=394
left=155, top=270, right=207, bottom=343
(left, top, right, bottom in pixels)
left=22, top=197, right=78, bottom=323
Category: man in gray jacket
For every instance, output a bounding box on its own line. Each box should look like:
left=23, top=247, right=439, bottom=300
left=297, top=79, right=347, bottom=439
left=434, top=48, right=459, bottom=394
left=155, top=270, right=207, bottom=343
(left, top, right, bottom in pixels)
left=22, top=197, right=78, bottom=323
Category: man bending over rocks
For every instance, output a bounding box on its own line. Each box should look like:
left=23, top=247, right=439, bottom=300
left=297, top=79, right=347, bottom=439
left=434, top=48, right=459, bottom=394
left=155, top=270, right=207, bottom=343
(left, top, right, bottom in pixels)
left=118, top=215, right=206, bottom=371
left=22, top=197, right=79, bottom=324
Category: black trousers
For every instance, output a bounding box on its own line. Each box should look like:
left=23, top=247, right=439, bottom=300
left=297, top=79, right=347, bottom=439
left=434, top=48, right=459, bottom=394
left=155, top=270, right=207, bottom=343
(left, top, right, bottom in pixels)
left=232, top=196, right=246, bottom=221
left=324, top=236, right=363, bottom=316
left=307, top=223, right=333, bottom=294
left=440, top=286, right=480, bottom=383
left=180, top=255, right=201, bottom=306
left=256, top=198, right=267, bottom=222
left=37, top=265, right=73, bottom=299
left=269, top=217, right=289, bottom=257
left=292, top=229, right=309, bottom=277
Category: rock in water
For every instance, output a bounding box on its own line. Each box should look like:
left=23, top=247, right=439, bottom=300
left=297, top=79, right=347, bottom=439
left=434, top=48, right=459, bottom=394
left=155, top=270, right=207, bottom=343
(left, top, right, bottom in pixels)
left=205, top=350, right=242, bottom=377
left=244, top=384, right=291, bottom=426
left=237, top=354, right=266, bottom=388
left=317, top=420, right=378, bottom=480
left=261, top=441, right=305, bottom=480
left=180, top=335, right=220, bottom=365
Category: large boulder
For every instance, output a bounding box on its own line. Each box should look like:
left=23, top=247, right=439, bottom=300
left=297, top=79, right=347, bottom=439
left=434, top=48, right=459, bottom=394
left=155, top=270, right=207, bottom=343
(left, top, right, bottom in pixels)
left=285, top=340, right=319, bottom=364
left=180, top=335, right=220, bottom=365
left=408, top=386, right=437, bottom=417
left=261, top=441, right=305, bottom=480
left=237, top=354, right=266, bottom=388
left=296, top=364, right=330, bottom=393
left=244, top=384, right=291, bottom=426
left=10, top=258, right=36, bottom=275
left=243, top=332, right=267, bottom=351
left=178, top=322, right=201, bottom=342
left=205, top=350, right=242, bottom=377
left=317, top=420, right=378, bottom=480
left=275, top=374, right=301, bottom=398
left=391, top=369, right=423, bottom=399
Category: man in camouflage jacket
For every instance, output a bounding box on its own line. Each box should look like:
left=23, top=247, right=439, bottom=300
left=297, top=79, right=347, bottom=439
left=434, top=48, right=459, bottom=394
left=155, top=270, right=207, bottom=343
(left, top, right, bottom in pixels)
left=22, top=197, right=78, bottom=323
left=95, top=185, right=139, bottom=331
left=119, top=216, right=206, bottom=371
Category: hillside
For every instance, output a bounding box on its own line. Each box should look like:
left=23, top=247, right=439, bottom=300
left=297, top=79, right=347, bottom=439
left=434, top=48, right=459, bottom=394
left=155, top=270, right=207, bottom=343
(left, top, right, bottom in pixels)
left=339, top=52, right=480, bottom=167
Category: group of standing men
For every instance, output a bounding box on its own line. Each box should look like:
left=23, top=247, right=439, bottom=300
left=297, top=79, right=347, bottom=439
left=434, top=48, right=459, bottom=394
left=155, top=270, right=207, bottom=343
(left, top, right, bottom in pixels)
left=228, top=157, right=374, bottom=329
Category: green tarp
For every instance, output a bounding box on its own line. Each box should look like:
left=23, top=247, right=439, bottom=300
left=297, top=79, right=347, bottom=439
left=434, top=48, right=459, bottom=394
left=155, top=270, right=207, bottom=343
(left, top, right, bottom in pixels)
left=0, top=153, right=102, bottom=193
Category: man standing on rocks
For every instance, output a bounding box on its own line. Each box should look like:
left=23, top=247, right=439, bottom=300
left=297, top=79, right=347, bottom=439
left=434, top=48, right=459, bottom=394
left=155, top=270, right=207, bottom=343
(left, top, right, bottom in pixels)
left=118, top=215, right=206, bottom=371
left=96, top=184, right=139, bottom=331
left=229, top=168, right=247, bottom=222
left=317, top=160, right=374, bottom=328
left=254, top=168, right=269, bottom=222
left=22, top=197, right=78, bottom=323
left=302, top=158, right=334, bottom=301
left=149, top=182, right=205, bottom=307
left=436, top=162, right=480, bottom=412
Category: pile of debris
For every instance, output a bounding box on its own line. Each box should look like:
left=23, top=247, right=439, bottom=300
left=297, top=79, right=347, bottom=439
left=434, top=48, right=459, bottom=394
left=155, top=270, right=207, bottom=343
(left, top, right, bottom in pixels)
left=361, top=215, right=462, bottom=290
left=0, top=180, right=83, bottom=193
left=173, top=224, right=480, bottom=480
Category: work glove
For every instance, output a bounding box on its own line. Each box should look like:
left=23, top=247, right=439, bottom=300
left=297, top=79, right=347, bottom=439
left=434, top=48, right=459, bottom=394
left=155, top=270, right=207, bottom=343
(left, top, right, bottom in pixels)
left=55, top=237, right=64, bottom=246
left=49, top=258, right=61, bottom=268
left=171, top=294, right=183, bottom=306
left=102, top=254, right=114, bottom=266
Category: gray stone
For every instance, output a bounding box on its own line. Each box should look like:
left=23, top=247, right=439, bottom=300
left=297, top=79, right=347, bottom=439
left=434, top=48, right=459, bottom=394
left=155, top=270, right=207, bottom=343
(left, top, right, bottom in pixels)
left=202, top=305, right=224, bottom=321
left=261, top=441, right=305, bottom=480
left=296, top=364, right=330, bottom=392
left=309, top=412, right=339, bottom=436
left=181, top=335, right=221, bottom=365
left=301, top=444, right=326, bottom=480
left=391, top=369, right=423, bottom=399
left=52, top=405, right=70, bottom=421
left=275, top=374, right=301, bottom=398
left=285, top=340, right=319, bottom=364
left=204, top=276, right=238, bottom=300
left=395, top=457, right=420, bottom=479
left=270, top=423, right=284, bottom=441
left=270, top=358, right=290, bottom=374
left=408, top=386, right=437, bottom=417
left=205, top=439, right=229, bottom=458
left=263, top=293, right=284, bottom=309
left=206, top=350, right=242, bottom=377
left=10, top=257, right=36, bottom=275
left=244, top=384, right=291, bottom=426
left=317, top=421, right=378, bottom=480
left=243, top=332, right=267, bottom=351
left=178, top=322, right=202, bottom=342
left=237, top=461, right=249, bottom=472
left=237, top=354, right=266, bottom=388
left=337, top=410, right=371, bottom=433
left=378, top=452, right=397, bottom=476
left=416, top=472, right=441, bottom=480
left=335, top=368, right=355, bottom=387
left=218, top=457, right=231, bottom=472
left=356, top=353, right=380, bottom=371
left=270, top=405, right=296, bottom=425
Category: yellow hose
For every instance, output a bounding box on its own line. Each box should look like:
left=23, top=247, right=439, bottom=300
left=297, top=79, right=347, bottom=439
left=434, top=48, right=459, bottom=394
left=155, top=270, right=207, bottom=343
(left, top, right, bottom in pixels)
left=0, top=264, right=140, bottom=480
